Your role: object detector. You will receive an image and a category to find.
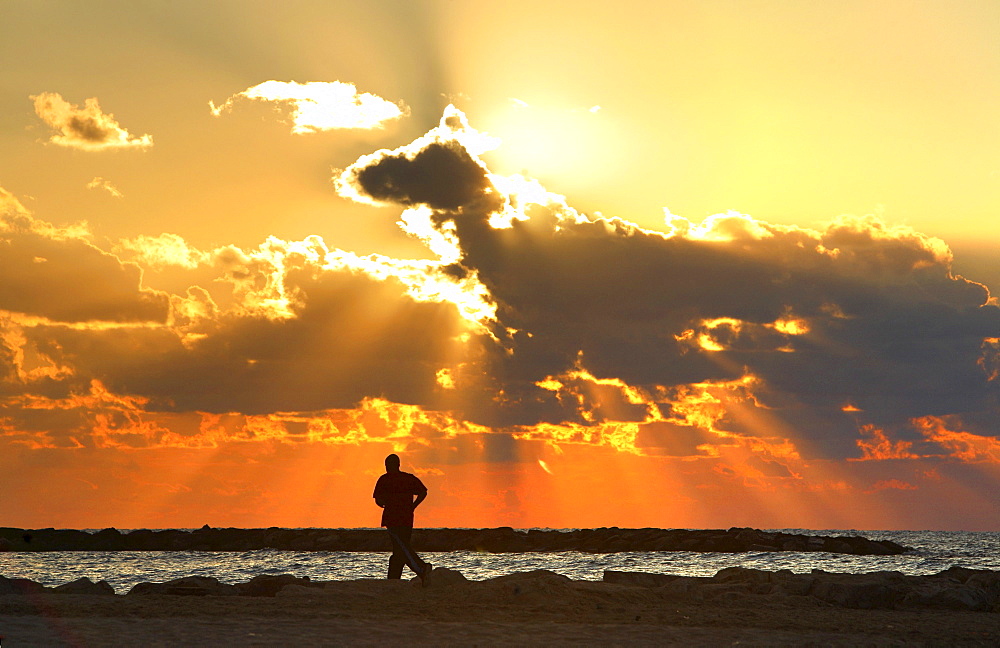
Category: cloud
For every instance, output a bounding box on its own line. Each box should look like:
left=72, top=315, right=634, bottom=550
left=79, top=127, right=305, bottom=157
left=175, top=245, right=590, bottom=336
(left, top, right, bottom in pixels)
left=869, top=479, right=918, bottom=492
left=209, top=80, right=407, bottom=133
left=19, top=233, right=470, bottom=417
left=86, top=177, right=124, bottom=199
left=0, top=192, right=168, bottom=323
left=31, top=93, right=152, bottom=150
left=0, top=188, right=29, bottom=214
left=5, top=108, right=1000, bottom=476
left=113, top=233, right=207, bottom=270
left=334, top=104, right=500, bottom=209
left=338, top=108, right=1000, bottom=460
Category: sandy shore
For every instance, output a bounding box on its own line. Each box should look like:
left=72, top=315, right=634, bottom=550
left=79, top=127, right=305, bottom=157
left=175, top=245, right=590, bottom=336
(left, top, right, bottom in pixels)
left=3, top=571, right=999, bottom=647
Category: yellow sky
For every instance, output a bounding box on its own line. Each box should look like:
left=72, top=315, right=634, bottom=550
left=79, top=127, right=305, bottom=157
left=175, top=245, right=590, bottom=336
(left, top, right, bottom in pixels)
left=2, top=0, right=1000, bottom=530
left=4, top=2, right=998, bottom=249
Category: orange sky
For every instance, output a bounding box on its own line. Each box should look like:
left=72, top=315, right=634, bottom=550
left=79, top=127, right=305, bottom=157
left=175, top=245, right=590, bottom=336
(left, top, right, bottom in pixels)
left=2, top=0, right=1000, bottom=531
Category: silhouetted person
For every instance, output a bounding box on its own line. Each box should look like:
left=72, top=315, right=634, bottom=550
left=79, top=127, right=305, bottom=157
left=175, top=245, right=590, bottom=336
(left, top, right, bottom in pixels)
left=373, top=453, right=431, bottom=580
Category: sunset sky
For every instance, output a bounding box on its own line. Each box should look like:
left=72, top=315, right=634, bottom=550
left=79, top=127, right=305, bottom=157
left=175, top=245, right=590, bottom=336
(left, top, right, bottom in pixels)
left=2, top=0, right=1000, bottom=531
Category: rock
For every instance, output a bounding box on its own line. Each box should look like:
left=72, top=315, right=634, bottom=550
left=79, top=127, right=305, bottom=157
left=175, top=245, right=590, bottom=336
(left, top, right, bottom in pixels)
left=927, top=585, right=992, bottom=611
left=810, top=580, right=899, bottom=609
left=53, top=577, right=115, bottom=595
left=748, top=543, right=779, bottom=552
left=314, top=533, right=341, bottom=550
left=903, top=582, right=994, bottom=611
left=774, top=573, right=816, bottom=597
left=599, top=566, right=1000, bottom=612
left=486, top=570, right=573, bottom=600
left=0, top=537, right=13, bottom=552
left=128, top=576, right=237, bottom=596
left=713, top=566, right=770, bottom=584
left=275, top=584, right=326, bottom=598
left=603, top=570, right=680, bottom=588
left=286, top=535, right=317, bottom=551
left=0, top=575, right=49, bottom=595
left=417, top=567, right=468, bottom=588
left=966, top=570, right=1000, bottom=595
left=90, top=528, right=126, bottom=551
left=236, top=574, right=312, bottom=597
left=661, top=577, right=713, bottom=595
left=825, top=540, right=855, bottom=554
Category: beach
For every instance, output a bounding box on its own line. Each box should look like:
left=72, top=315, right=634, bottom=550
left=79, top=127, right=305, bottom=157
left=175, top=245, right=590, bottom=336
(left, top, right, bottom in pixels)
left=3, top=568, right=1000, bottom=647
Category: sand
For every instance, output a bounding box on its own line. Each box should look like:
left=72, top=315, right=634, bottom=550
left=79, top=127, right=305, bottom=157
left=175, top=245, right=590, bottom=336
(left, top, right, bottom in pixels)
left=2, top=572, right=999, bottom=647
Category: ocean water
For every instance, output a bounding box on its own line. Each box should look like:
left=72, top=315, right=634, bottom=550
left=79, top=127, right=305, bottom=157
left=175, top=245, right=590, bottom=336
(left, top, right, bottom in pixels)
left=2, top=530, right=998, bottom=595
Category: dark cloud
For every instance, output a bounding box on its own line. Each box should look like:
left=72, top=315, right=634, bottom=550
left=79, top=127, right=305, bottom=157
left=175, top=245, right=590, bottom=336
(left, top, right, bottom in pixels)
left=634, top=421, right=715, bottom=456
left=34, top=257, right=465, bottom=415
left=31, top=92, right=152, bottom=150
left=406, top=432, right=538, bottom=465
left=338, top=118, right=1000, bottom=457
left=0, top=206, right=168, bottom=323
left=343, top=139, right=495, bottom=211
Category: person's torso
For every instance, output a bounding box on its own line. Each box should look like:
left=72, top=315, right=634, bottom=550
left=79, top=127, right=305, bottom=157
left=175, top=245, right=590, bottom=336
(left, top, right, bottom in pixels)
left=376, top=471, right=424, bottom=511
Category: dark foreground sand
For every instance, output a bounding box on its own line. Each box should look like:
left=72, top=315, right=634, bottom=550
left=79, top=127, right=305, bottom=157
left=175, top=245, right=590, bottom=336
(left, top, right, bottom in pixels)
left=3, top=570, right=999, bottom=647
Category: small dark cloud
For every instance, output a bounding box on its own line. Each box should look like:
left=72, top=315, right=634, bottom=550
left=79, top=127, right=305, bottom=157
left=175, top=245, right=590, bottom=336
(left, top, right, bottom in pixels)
left=31, top=92, right=152, bottom=150
left=343, top=140, right=495, bottom=211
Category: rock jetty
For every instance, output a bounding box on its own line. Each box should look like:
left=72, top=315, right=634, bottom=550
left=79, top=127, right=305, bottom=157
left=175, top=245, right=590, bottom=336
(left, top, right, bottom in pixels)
left=0, top=526, right=908, bottom=555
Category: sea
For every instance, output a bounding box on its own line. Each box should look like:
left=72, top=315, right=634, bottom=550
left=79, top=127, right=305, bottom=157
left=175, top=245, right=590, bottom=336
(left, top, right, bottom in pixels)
left=2, top=529, right=998, bottom=595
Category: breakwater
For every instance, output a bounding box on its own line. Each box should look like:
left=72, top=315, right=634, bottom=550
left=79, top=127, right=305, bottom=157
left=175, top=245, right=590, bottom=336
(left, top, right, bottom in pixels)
left=0, top=526, right=908, bottom=555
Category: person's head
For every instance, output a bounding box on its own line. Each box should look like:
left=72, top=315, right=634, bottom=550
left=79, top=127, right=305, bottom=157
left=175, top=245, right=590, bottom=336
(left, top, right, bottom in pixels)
left=384, top=454, right=401, bottom=472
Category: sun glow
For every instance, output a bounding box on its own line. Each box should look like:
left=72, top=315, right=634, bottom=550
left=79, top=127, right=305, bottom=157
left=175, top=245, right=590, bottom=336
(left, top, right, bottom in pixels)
left=481, top=99, right=615, bottom=187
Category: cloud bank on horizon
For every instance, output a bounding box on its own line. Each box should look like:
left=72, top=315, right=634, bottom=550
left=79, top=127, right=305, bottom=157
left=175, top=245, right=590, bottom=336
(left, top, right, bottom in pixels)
left=3, top=93, right=1000, bottom=527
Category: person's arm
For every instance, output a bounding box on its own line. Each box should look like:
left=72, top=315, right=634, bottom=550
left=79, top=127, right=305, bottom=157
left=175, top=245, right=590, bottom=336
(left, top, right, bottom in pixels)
left=373, top=479, right=386, bottom=508
left=412, top=490, right=427, bottom=509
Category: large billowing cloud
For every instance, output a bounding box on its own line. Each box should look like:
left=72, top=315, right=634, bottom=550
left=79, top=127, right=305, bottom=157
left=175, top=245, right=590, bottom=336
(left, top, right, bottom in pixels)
left=31, top=92, right=153, bottom=150
left=336, top=108, right=1000, bottom=460
left=210, top=80, right=407, bottom=133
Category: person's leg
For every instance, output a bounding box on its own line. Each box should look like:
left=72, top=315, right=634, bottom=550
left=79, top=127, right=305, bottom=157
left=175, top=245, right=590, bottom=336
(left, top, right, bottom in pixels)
left=386, top=529, right=405, bottom=579
left=386, top=526, right=429, bottom=577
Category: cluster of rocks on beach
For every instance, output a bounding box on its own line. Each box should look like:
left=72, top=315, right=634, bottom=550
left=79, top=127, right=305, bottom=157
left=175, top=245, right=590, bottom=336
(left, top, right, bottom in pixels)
left=3, top=565, right=1000, bottom=613
left=0, top=526, right=907, bottom=555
